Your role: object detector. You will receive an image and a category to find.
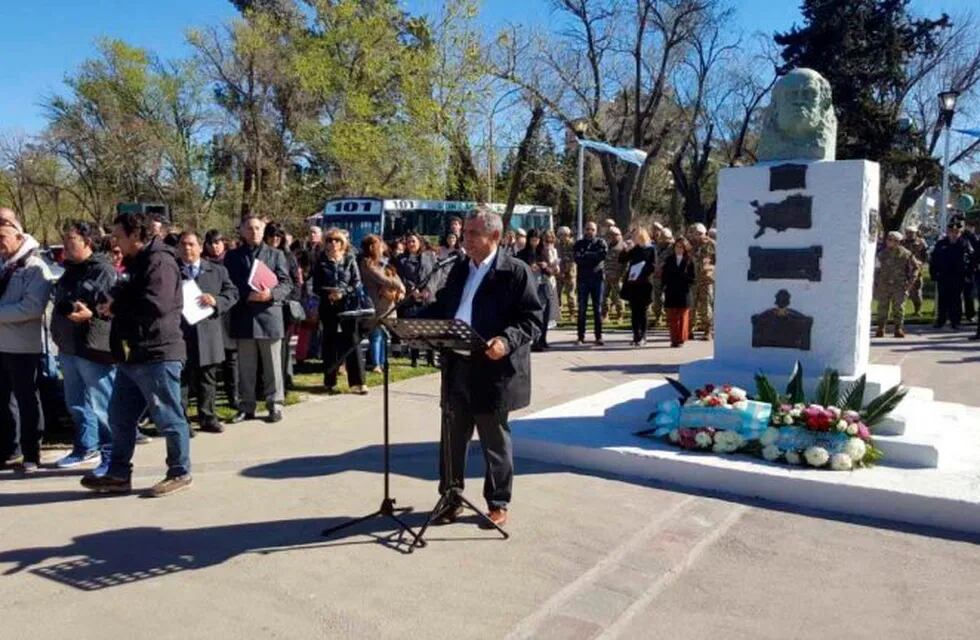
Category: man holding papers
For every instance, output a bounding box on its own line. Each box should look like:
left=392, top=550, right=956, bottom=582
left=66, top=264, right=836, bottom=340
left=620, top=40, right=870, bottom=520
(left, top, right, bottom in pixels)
left=223, top=215, right=292, bottom=423
left=177, top=231, right=238, bottom=433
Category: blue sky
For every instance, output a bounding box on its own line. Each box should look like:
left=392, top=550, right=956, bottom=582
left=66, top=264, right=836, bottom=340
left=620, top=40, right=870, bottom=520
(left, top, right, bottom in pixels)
left=0, top=0, right=973, bottom=135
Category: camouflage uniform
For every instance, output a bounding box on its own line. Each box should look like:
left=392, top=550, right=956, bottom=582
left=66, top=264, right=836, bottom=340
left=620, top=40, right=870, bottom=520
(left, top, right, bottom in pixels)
left=650, top=238, right=672, bottom=327
left=692, top=237, right=716, bottom=337
left=875, top=244, right=916, bottom=334
left=556, top=236, right=578, bottom=318
left=602, top=240, right=627, bottom=319
left=901, top=236, right=929, bottom=315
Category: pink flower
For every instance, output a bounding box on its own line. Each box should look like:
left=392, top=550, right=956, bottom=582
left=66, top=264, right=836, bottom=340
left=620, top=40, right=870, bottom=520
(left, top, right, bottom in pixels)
left=843, top=410, right=861, bottom=423
left=857, top=423, right=871, bottom=440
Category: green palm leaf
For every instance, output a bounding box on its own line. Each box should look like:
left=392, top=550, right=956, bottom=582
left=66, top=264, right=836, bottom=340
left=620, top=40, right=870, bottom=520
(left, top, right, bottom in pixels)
left=861, top=384, right=908, bottom=427
left=840, top=374, right=867, bottom=411
left=785, top=361, right=805, bottom=405
left=754, top=371, right=780, bottom=407
left=814, top=369, right=840, bottom=407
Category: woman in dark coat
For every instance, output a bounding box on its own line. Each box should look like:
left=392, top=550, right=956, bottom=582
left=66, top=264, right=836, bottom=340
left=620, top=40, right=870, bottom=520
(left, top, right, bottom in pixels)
left=311, top=228, right=367, bottom=394
left=661, top=237, right=696, bottom=347
left=619, top=228, right=658, bottom=346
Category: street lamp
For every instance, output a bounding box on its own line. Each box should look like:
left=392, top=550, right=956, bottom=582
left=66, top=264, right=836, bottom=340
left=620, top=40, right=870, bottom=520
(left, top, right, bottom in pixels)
left=573, top=119, right=589, bottom=237
left=487, top=88, right=521, bottom=204
left=937, top=89, right=959, bottom=230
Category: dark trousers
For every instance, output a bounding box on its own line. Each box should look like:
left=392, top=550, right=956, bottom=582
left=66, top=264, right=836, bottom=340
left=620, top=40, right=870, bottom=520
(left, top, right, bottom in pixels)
left=181, top=362, right=219, bottom=424
left=221, top=348, right=239, bottom=410
left=281, top=320, right=295, bottom=389
left=537, top=286, right=552, bottom=348
left=576, top=278, right=604, bottom=341
left=630, top=295, right=652, bottom=342
left=440, top=356, right=513, bottom=509
left=964, top=276, right=976, bottom=321
left=321, top=310, right=365, bottom=389
left=0, top=353, right=44, bottom=463
left=936, top=278, right=964, bottom=328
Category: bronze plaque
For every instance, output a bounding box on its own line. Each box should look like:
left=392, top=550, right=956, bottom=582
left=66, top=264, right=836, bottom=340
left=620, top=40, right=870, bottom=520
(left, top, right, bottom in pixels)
left=748, top=246, right=822, bottom=282
left=769, top=164, right=807, bottom=191
left=751, top=195, right=813, bottom=239
left=752, top=290, right=813, bottom=351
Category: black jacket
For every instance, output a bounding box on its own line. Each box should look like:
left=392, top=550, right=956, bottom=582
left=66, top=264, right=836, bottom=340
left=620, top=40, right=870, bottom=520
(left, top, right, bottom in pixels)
left=51, top=253, right=116, bottom=363
left=109, top=237, right=185, bottom=363
left=619, top=245, right=657, bottom=302
left=573, top=237, right=608, bottom=281
left=662, top=253, right=696, bottom=309
left=425, top=249, right=543, bottom=412
left=179, top=260, right=239, bottom=367
left=312, top=253, right=361, bottom=315
left=930, top=236, right=973, bottom=282
left=224, top=243, right=293, bottom=339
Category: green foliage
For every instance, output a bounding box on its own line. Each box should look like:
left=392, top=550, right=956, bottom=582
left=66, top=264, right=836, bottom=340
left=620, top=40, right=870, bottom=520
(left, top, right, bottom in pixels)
left=814, top=369, right=840, bottom=408
left=754, top=372, right=781, bottom=407
left=785, top=361, right=806, bottom=405
left=861, top=384, right=908, bottom=427
left=839, top=374, right=868, bottom=411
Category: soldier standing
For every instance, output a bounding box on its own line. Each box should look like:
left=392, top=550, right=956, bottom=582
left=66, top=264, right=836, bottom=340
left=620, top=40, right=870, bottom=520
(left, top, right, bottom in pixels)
left=901, top=226, right=929, bottom=316
left=930, top=219, right=973, bottom=330
left=650, top=226, right=673, bottom=328
left=602, top=227, right=627, bottom=321
left=556, top=226, right=577, bottom=319
left=875, top=231, right=917, bottom=338
left=689, top=223, right=715, bottom=340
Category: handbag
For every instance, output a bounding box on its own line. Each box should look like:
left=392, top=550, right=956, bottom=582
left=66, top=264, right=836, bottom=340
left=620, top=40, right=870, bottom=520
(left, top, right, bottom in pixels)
left=285, top=299, right=306, bottom=323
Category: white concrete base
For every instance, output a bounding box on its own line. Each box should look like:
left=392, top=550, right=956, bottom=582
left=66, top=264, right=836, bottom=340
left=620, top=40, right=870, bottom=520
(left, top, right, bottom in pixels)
left=679, top=358, right=902, bottom=401
left=512, top=380, right=980, bottom=536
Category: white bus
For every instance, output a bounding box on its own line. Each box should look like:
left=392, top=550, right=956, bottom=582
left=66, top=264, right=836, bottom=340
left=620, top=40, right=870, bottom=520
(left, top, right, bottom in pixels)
left=308, top=197, right=554, bottom=246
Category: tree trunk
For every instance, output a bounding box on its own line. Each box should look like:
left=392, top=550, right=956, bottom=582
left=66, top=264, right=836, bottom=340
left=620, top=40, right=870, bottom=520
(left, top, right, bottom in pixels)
left=502, top=103, right=545, bottom=230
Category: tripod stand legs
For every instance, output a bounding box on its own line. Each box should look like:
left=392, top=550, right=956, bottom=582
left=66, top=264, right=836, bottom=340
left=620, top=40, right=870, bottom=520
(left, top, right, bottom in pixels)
left=410, top=490, right=509, bottom=551
left=322, top=498, right=426, bottom=549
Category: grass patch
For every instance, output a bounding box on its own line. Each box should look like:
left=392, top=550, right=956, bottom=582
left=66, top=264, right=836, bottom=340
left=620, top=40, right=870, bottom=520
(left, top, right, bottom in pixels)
left=290, top=356, right=438, bottom=396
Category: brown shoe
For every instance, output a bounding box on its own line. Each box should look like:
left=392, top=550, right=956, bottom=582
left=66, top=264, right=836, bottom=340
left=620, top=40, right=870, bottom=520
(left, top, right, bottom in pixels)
left=482, top=508, right=508, bottom=529
left=894, top=328, right=906, bottom=338
left=431, top=500, right=463, bottom=525
left=874, top=327, right=885, bottom=338
left=150, top=474, right=192, bottom=497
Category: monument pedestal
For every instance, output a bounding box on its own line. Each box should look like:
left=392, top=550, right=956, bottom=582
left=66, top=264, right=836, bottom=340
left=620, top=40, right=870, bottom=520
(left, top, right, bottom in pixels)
left=680, top=160, right=879, bottom=391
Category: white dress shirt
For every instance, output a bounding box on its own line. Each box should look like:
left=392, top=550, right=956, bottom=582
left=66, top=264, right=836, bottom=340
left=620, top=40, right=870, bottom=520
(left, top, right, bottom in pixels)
left=454, top=251, right=496, bottom=325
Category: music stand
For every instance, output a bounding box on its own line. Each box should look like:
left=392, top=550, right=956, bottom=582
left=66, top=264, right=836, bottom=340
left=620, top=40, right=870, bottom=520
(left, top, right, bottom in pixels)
left=321, top=306, right=424, bottom=551
left=384, top=318, right=510, bottom=550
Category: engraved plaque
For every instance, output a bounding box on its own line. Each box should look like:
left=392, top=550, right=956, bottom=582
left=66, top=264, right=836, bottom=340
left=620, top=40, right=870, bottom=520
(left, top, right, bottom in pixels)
left=769, top=164, right=807, bottom=191
left=752, top=290, right=812, bottom=351
left=748, top=246, right=822, bottom=282
left=751, top=195, right=813, bottom=239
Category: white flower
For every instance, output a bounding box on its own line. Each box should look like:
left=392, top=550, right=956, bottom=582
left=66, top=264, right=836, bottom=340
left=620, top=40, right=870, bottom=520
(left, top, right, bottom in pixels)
left=785, top=451, right=801, bottom=465
left=729, top=387, right=747, bottom=401
left=830, top=453, right=854, bottom=471
left=762, top=445, right=782, bottom=461
left=844, top=437, right=867, bottom=462
left=835, top=420, right=848, bottom=432
left=760, top=427, right=780, bottom=446
left=827, top=405, right=841, bottom=417
left=716, top=392, right=729, bottom=403
left=668, top=430, right=680, bottom=443
left=782, top=415, right=794, bottom=425
left=804, top=446, right=830, bottom=468
left=694, top=432, right=713, bottom=448
left=846, top=423, right=859, bottom=436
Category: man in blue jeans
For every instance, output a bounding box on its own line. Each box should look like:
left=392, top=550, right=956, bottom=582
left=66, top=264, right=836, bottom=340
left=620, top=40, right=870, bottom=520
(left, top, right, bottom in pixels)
left=50, top=220, right=117, bottom=473
left=82, top=212, right=192, bottom=497
left=573, top=221, right=608, bottom=346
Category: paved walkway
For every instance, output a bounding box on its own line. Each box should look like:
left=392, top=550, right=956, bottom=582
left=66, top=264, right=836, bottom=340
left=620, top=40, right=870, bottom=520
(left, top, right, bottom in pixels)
left=1, top=326, right=978, bottom=639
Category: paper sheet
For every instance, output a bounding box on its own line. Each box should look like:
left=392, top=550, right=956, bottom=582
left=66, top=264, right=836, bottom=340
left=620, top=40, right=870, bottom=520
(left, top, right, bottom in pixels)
left=182, top=279, right=215, bottom=325
left=628, top=262, right=645, bottom=281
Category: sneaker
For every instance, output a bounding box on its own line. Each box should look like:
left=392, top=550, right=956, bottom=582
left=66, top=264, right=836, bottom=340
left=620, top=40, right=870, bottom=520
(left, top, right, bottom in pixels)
left=92, top=452, right=111, bottom=477
left=19, top=461, right=39, bottom=476
left=575, top=339, right=586, bottom=346
left=81, top=474, right=132, bottom=494
left=3, top=453, right=24, bottom=468
left=352, top=385, right=369, bottom=395
left=150, top=474, right=192, bottom=497
left=267, top=410, right=283, bottom=424
left=200, top=420, right=225, bottom=434
left=595, top=339, right=605, bottom=347
left=230, top=411, right=256, bottom=424
left=55, top=450, right=100, bottom=469
left=135, top=432, right=153, bottom=445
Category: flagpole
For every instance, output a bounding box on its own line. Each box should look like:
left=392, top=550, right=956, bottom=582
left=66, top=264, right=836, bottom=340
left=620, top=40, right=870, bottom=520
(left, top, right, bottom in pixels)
left=577, top=142, right=584, bottom=237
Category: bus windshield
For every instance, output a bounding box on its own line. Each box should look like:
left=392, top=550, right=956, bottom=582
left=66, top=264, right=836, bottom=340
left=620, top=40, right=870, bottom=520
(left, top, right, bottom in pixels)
left=321, top=214, right=382, bottom=247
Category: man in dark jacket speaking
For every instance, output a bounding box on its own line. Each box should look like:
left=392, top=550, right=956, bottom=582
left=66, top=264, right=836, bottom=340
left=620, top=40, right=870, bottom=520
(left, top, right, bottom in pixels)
left=82, top=212, right=193, bottom=497
left=424, top=206, right=543, bottom=528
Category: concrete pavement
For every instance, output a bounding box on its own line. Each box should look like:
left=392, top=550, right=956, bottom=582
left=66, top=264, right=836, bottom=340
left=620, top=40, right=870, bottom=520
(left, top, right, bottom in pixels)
left=0, top=325, right=978, bottom=639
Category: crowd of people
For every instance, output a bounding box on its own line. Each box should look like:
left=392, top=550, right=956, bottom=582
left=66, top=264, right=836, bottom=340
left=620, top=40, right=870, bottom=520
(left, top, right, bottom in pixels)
left=6, top=197, right=973, bottom=494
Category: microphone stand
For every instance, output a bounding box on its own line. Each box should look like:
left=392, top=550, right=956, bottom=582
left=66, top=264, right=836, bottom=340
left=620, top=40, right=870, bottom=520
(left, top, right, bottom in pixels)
left=320, top=254, right=456, bottom=549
